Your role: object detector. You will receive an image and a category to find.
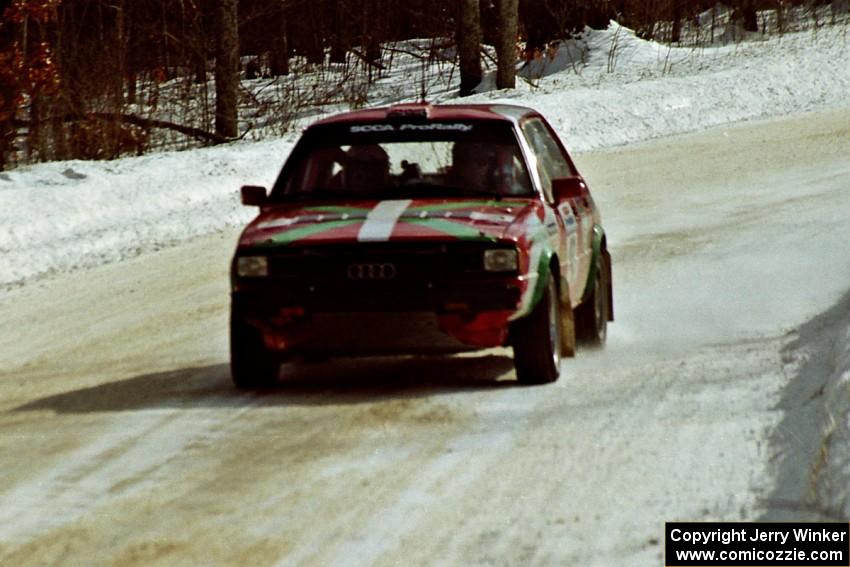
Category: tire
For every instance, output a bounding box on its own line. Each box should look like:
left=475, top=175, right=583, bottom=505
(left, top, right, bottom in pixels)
left=511, top=275, right=562, bottom=385
left=576, top=252, right=609, bottom=346
left=230, top=312, right=280, bottom=389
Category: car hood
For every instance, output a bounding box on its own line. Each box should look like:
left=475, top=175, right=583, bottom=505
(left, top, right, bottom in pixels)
left=239, top=198, right=539, bottom=248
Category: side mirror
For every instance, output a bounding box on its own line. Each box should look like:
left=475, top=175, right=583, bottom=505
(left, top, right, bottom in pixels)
left=241, top=185, right=268, bottom=207
left=551, top=177, right=588, bottom=203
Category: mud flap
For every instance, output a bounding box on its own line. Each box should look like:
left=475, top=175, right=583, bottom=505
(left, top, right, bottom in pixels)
left=558, top=274, right=577, bottom=358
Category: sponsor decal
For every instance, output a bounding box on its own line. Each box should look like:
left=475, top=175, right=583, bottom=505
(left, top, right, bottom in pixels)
left=469, top=211, right=514, bottom=224
left=399, top=123, right=473, bottom=132
left=404, top=219, right=498, bottom=241
left=567, top=233, right=579, bottom=282
left=256, top=211, right=368, bottom=230
left=350, top=123, right=474, bottom=133
left=349, top=124, right=395, bottom=133
left=253, top=220, right=360, bottom=245
left=510, top=241, right=545, bottom=320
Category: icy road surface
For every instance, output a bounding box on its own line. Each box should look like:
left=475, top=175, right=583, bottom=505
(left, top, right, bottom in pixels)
left=0, top=107, right=848, bottom=566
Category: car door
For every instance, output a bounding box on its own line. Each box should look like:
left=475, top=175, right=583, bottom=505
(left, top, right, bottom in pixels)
left=520, top=117, right=592, bottom=302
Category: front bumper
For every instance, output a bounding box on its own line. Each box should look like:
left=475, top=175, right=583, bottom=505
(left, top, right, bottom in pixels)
left=231, top=242, right=527, bottom=354
left=232, top=278, right=522, bottom=355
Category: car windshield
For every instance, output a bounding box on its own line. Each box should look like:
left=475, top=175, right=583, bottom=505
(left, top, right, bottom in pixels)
left=270, top=121, right=534, bottom=202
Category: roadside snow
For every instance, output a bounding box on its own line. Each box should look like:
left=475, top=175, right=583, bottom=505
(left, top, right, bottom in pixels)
left=0, top=140, right=288, bottom=286
left=1, top=23, right=848, bottom=289
left=763, top=289, right=850, bottom=522
left=482, top=22, right=850, bottom=151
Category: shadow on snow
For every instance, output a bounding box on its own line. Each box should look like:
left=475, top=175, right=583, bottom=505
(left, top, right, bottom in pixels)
left=14, top=352, right=518, bottom=414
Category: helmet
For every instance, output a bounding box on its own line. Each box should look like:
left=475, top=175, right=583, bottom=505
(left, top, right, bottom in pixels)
left=452, top=141, right=496, bottom=190
left=344, top=144, right=390, bottom=191
left=346, top=144, right=389, bottom=164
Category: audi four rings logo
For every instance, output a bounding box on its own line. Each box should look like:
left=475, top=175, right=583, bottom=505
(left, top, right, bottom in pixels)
left=347, top=263, right=397, bottom=280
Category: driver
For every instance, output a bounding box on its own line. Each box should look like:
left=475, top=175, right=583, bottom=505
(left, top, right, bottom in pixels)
left=342, top=144, right=390, bottom=193
left=452, top=141, right=531, bottom=195
left=451, top=141, right=494, bottom=191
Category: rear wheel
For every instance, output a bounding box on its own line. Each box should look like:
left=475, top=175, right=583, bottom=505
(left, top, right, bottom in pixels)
left=230, top=312, right=280, bottom=389
left=576, top=252, right=609, bottom=345
left=512, top=276, right=562, bottom=385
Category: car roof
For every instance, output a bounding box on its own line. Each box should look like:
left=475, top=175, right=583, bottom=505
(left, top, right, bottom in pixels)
left=309, top=103, right=540, bottom=128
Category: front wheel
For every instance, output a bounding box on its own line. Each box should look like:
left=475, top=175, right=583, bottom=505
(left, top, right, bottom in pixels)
left=230, top=312, right=280, bottom=390
left=511, top=276, right=562, bottom=385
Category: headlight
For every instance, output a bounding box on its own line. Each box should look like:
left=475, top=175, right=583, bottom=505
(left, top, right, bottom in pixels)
left=483, top=249, right=518, bottom=272
left=237, top=256, right=268, bottom=277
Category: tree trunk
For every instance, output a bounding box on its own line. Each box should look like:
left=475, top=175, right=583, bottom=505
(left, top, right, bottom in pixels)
left=329, top=0, right=348, bottom=63
left=214, top=0, right=239, bottom=138
left=495, top=0, right=518, bottom=89
left=742, top=0, right=759, bottom=32
left=270, top=5, right=290, bottom=77
left=0, top=112, right=11, bottom=171
left=0, top=37, right=16, bottom=170
left=28, top=94, right=41, bottom=161
left=519, top=0, right=551, bottom=55
left=305, top=0, right=324, bottom=66
left=457, top=0, right=482, bottom=97
left=670, top=0, right=682, bottom=43
left=53, top=2, right=70, bottom=161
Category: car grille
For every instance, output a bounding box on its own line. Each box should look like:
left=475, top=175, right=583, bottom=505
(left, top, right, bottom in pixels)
left=265, top=243, right=502, bottom=282
left=235, top=243, right=520, bottom=313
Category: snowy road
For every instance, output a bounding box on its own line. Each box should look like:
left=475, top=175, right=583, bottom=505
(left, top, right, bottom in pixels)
left=0, top=107, right=848, bottom=566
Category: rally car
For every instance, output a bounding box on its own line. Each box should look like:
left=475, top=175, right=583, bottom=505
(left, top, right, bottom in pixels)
left=230, top=103, right=612, bottom=388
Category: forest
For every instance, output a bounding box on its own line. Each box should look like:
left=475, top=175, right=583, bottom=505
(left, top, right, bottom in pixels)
left=0, top=0, right=844, bottom=169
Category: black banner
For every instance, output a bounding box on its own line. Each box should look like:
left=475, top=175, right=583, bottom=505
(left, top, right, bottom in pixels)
left=665, top=522, right=850, bottom=566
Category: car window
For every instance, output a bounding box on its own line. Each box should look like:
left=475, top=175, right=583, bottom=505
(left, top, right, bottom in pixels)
left=521, top=118, right=574, bottom=194
left=270, top=122, right=534, bottom=201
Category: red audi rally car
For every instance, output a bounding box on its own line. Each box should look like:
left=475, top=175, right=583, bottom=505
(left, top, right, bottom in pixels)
left=230, top=103, right=612, bottom=388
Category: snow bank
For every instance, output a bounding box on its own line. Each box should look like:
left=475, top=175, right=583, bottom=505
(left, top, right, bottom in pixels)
left=0, top=139, right=292, bottom=286
left=764, top=290, right=850, bottom=521
left=1, top=23, right=849, bottom=288
left=813, top=297, right=850, bottom=520
left=482, top=22, right=850, bottom=151
left=828, top=321, right=850, bottom=518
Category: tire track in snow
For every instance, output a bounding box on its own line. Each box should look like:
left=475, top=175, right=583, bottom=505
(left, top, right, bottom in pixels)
left=272, top=386, right=540, bottom=567
left=0, top=401, right=259, bottom=545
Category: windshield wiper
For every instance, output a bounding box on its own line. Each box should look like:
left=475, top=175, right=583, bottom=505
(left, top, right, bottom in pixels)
left=287, top=188, right=388, bottom=201
left=397, top=182, right=503, bottom=200
left=280, top=184, right=506, bottom=202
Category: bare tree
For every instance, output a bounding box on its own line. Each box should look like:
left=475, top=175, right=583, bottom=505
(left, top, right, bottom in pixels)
left=457, top=0, right=482, bottom=96
left=0, top=0, right=62, bottom=169
left=496, top=0, right=518, bottom=89
left=670, top=0, right=683, bottom=43
left=269, top=3, right=290, bottom=76
left=741, top=0, right=760, bottom=32
left=215, top=0, right=239, bottom=138
left=329, top=0, right=349, bottom=64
